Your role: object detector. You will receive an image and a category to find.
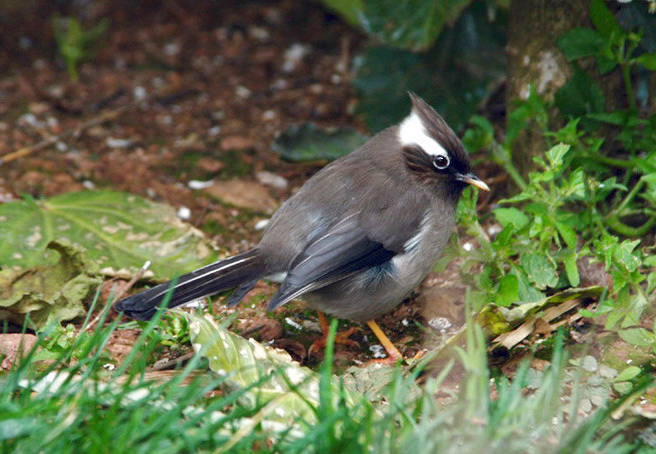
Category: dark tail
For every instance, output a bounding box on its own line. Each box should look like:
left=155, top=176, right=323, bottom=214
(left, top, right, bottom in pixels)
left=114, top=250, right=266, bottom=320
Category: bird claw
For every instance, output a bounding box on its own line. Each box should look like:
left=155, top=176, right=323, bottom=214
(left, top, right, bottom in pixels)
left=308, top=326, right=363, bottom=357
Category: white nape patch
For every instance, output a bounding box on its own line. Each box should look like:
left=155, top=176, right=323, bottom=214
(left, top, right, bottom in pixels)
left=398, top=112, right=448, bottom=158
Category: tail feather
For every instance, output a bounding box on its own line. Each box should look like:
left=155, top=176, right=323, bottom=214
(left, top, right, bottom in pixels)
left=114, top=250, right=265, bottom=320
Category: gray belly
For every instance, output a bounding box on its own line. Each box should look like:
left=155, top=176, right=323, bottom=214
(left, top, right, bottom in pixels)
left=303, top=230, right=447, bottom=321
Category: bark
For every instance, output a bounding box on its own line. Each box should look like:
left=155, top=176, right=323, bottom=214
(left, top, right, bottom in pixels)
left=506, top=0, right=590, bottom=176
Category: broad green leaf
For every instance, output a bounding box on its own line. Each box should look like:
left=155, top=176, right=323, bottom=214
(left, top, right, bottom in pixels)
left=565, top=251, right=580, bottom=287
left=496, top=274, right=519, bottom=307
left=493, top=207, right=529, bottom=231
left=511, top=266, right=545, bottom=303
left=462, top=115, right=495, bottom=153
left=186, top=312, right=359, bottom=426
left=636, top=53, right=656, bottom=70
left=271, top=123, right=368, bottom=162
left=0, top=190, right=216, bottom=278
left=557, top=27, right=604, bottom=61
left=520, top=253, right=558, bottom=290
left=324, top=0, right=473, bottom=51
left=0, top=240, right=100, bottom=330
left=321, top=0, right=363, bottom=26
left=546, top=144, right=571, bottom=169
left=612, top=239, right=641, bottom=273
left=555, top=68, right=605, bottom=118
left=353, top=3, right=506, bottom=132
left=590, top=0, right=622, bottom=39
left=614, top=365, right=641, bottom=382
left=359, top=0, right=473, bottom=51
left=555, top=222, right=577, bottom=249
left=618, top=328, right=655, bottom=347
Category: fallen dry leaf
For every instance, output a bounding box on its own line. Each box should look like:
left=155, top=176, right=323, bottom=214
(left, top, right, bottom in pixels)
left=0, top=333, right=38, bottom=370
left=204, top=179, right=278, bottom=213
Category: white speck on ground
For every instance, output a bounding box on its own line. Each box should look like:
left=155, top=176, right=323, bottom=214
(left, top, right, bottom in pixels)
left=428, top=317, right=452, bottom=332
left=284, top=317, right=303, bottom=330
left=188, top=179, right=215, bottom=190
left=369, top=344, right=387, bottom=359
left=177, top=206, right=191, bottom=220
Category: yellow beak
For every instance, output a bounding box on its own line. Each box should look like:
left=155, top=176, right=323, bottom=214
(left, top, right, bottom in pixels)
left=458, top=173, right=490, bottom=191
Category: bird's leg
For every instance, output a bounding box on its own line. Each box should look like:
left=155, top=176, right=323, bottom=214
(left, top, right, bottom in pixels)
left=366, top=320, right=403, bottom=363
left=308, top=312, right=362, bottom=357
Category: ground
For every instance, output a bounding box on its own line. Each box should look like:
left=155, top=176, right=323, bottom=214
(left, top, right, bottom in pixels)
left=0, top=0, right=472, bottom=369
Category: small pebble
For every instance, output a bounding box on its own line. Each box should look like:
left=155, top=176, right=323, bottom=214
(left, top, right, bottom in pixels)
left=106, top=138, right=133, bottom=148
left=369, top=344, right=387, bottom=359
left=428, top=317, right=452, bottom=332
left=134, top=86, right=147, bottom=101
left=256, top=171, right=288, bottom=190
left=188, top=179, right=215, bottom=190
left=235, top=85, right=251, bottom=99
left=177, top=206, right=191, bottom=220
left=282, top=43, right=311, bottom=73
left=284, top=317, right=303, bottom=331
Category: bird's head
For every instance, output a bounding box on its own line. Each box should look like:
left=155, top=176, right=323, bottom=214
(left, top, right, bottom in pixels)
left=398, top=92, right=489, bottom=198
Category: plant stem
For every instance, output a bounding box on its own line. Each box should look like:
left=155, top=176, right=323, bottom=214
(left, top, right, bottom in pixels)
left=502, top=157, right=527, bottom=191
left=609, top=179, right=645, bottom=217
left=586, top=154, right=633, bottom=169
left=621, top=63, right=637, bottom=113
left=606, top=215, right=656, bottom=237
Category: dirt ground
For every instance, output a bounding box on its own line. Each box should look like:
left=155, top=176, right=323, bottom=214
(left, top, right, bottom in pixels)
left=1, top=0, right=475, bottom=367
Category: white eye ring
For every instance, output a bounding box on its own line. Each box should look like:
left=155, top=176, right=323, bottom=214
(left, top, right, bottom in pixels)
left=433, top=154, right=450, bottom=170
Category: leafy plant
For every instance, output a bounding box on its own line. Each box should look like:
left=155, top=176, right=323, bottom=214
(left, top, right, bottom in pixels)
left=458, top=0, right=656, bottom=345
left=52, top=16, right=108, bottom=81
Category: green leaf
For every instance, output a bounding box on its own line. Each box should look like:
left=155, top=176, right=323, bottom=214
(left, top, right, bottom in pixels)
left=511, top=266, right=545, bottom=303
left=520, top=253, right=558, bottom=290
left=361, top=0, right=473, bottom=51
left=0, top=240, right=101, bottom=330
left=557, top=27, right=605, bottom=61
left=271, top=123, right=368, bottom=162
left=565, top=251, right=580, bottom=287
left=493, top=207, right=529, bottom=231
left=0, top=190, right=216, bottom=278
left=612, top=239, right=641, bottom=273
left=589, top=0, right=622, bottom=39
left=186, top=312, right=359, bottom=425
left=614, top=365, right=641, bottom=382
left=555, top=222, right=577, bottom=249
left=321, top=0, right=364, bottom=26
left=546, top=144, right=571, bottom=168
left=496, top=274, right=519, bottom=307
left=636, top=53, right=656, bottom=70
left=353, top=3, right=506, bottom=132
left=618, top=328, right=655, bottom=347
left=462, top=115, right=494, bottom=153
left=555, top=68, right=605, bottom=118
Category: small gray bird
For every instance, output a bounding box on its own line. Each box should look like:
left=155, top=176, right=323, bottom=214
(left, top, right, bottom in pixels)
left=114, top=93, right=489, bottom=360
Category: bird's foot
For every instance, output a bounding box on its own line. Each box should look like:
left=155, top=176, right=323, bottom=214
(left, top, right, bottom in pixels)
left=308, top=326, right=363, bottom=358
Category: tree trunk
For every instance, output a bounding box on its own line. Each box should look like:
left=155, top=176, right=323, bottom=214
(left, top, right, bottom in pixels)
left=506, top=0, right=590, bottom=176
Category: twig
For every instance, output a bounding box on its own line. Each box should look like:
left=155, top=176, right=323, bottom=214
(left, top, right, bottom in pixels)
left=0, top=108, right=122, bottom=166
left=85, top=260, right=151, bottom=332
left=147, top=351, right=195, bottom=371
left=0, top=86, right=199, bottom=166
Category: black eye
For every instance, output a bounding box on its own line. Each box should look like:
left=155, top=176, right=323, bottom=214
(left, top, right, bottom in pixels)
left=432, top=154, right=450, bottom=170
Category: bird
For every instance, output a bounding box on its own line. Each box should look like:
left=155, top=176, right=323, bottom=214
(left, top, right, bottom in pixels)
left=114, top=92, right=489, bottom=361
